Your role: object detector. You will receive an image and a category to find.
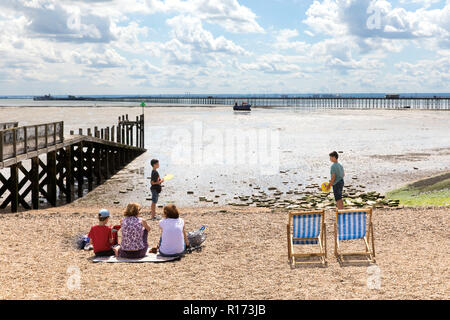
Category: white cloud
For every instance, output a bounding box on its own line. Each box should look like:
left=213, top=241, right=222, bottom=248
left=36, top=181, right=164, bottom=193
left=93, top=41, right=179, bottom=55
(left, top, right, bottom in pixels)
left=167, top=15, right=246, bottom=55
left=275, top=29, right=311, bottom=52
left=0, top=0, right=448, bottom=94
left=144, top=0, right=265, bottom=33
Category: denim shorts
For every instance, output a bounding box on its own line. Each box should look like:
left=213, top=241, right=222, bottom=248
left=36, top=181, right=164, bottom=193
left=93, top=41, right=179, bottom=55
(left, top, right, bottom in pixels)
left=333, top=179, right=344, bottom=201
left=151, top=189, right=159, bottom=204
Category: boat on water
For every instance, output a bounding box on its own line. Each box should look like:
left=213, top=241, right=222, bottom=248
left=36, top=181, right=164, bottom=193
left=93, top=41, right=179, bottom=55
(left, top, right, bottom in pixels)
left=33, top=94, right=55, bottom=101
left=233, top=102, right=251, bottom=111
left=33, top=94, right=89, bottom=101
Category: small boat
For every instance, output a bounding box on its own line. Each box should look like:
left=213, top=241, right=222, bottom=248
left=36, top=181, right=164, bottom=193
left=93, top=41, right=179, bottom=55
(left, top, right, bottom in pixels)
left=233, top=102, right=252, bottom=111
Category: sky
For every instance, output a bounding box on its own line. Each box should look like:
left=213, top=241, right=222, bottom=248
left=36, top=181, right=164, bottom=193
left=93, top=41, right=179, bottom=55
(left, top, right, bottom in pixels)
left=0, top=0, right=449, bottom=95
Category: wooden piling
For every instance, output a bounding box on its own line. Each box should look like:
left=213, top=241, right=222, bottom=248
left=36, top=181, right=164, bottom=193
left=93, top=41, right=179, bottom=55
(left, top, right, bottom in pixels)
left=47, top=151, right=57, bottom=206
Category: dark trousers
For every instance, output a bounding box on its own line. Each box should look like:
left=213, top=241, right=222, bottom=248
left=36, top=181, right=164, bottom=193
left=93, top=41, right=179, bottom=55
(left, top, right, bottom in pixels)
left=95, top=249, right=115, bottom=257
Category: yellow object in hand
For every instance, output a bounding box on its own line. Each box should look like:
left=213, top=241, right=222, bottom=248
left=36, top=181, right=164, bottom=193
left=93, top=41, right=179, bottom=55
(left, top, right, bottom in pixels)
left=321, top=182, right=330, bottom=193
left=163, top=174, right=174, bottom=181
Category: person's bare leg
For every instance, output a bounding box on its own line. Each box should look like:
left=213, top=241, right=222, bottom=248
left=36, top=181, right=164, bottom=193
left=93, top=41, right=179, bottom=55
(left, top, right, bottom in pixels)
left=151, top=202, right=156, bottom=219
left=113, top=246, right=120, bottom=257
left=337, top=199, right=344, bottom=210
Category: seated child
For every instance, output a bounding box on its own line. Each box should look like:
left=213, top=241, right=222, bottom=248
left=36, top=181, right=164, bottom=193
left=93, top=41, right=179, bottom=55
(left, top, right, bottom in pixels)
left=113, top=203, right=151, bottom=259
left=88, top=209, right=114, bottom=257
left=158, top=204, right=189, bottom=257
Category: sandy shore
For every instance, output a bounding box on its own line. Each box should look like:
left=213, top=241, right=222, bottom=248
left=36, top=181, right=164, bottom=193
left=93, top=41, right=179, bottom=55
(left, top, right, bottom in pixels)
left=0, top=205, right=448, bottom=300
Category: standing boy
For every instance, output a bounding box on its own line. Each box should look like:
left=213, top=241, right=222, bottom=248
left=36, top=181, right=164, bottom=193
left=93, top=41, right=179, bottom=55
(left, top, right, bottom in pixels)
left=88, top=209, right=114, bottom=257
left=327, top=151, right=345, bottom=210
left=150, top=159, right=164, bottom=220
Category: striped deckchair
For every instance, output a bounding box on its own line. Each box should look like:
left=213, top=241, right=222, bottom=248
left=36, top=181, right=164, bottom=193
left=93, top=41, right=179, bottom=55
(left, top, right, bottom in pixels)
left=287, top=210, right=327, bottom=266
left=334, top=208, right=375, bottom=263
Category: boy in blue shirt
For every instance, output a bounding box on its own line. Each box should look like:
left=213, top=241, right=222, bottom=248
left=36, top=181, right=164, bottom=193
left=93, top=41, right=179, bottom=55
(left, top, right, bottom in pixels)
left=326, top=151, right=345, bottom=209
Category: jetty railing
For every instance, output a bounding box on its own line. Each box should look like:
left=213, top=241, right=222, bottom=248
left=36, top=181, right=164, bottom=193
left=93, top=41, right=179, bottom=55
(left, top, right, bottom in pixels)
left=0, top=122, right=18, bottom=130
left=69, top=114, right=144, bottom=149
left=0, top=122, right=63, bottom=162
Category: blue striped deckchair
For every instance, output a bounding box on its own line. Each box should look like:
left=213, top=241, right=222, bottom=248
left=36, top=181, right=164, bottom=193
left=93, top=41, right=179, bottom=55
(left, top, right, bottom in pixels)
left=334, top=208, right=375, bottom=263
left=287, top=210, right=327, bottom=266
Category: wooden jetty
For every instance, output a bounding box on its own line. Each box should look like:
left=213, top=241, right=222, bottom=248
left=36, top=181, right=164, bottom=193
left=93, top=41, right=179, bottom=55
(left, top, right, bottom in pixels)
left=0, top=114, right=146, bottom=213
left=43, top=96, right=450, bottom=110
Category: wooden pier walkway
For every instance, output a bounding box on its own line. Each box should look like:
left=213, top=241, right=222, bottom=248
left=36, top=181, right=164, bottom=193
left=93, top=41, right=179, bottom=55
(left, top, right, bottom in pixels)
left=0, top=115, right=146, bottom=213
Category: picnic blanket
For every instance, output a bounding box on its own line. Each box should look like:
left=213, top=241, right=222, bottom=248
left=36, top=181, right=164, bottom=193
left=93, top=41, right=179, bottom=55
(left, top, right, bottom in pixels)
left=93, top=252, right=180, bottom=263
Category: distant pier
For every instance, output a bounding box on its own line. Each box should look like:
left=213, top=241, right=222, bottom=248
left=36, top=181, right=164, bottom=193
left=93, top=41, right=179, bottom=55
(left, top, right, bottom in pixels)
left=0, top=114, right=146, bottom=213
left=33, top=95, right=450, bottom=110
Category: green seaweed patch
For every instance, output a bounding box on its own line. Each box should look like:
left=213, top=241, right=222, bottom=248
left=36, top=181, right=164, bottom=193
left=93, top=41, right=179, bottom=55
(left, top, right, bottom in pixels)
left=387, top=172, right=450, bottom=207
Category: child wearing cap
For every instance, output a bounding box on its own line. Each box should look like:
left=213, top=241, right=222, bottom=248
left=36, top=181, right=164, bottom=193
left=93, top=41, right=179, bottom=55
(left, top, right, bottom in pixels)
left=88, top=209, right=115, bottom=257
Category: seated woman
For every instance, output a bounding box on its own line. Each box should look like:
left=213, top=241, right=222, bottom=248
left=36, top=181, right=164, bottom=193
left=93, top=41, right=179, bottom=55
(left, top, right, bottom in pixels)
left=114, top=203, right=150, bottom=259
left=158, top=204, right=189, bottom=257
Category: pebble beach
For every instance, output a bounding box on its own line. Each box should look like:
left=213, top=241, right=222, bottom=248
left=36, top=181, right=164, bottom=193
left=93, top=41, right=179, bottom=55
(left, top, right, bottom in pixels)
left=0, top=205, right=448, bottom=300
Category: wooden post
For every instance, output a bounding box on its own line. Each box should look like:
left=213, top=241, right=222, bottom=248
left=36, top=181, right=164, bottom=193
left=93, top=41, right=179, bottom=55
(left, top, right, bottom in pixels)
left=120, top=146, right=125, bottom=167
left=47, top=151, right=57, bottom=206
left=31, top=157, right=39, bottom=209
left=110, top=147, right=116, bottom=174
left=60, top=122, right=64, bottom=143
left=53, top=123, right=57, bottom=145
left=117, top=123, right=121, bottom=144
left=24, top=127, right=28, bottom=154
left=130, top=122, right=134, bottom=147
left=115, top=146, right=121, bottom=169
left=126, top=123, right=129, bottom=146
left=86, top=143, right=93, bottom=191
left=104, top=145, right=110, bottom=178
left=45, top=124, right=48, bottom=148
left=57, top=150, right=64, bottom=200
left=77, top=143, right=84, bottom=198
left=111, top=126, right=115, bottom=143
left=65, top=146, right=72, bottom=203
left=136, top=116, right=139, bottom=148
left=0, top=131, right=3, bottom=162
left=121, top=116, right=125, bottom=144
left=94, top=144, right=101, bottom=185
left=87, top=128, right=92, bottom=136
left=10, top=163, right=19, bottom=212
left=13, top=128, right=17, bottom=157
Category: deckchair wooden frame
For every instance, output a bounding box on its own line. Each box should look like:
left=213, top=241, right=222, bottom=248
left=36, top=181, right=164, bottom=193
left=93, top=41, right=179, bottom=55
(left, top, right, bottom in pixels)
left=287, top=210, right=327, bottom=266
left=334, top=208, right=375, bottom=263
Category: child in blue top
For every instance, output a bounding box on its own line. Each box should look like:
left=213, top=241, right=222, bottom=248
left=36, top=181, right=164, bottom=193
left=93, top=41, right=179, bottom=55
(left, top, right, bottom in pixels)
left=326, top=151, right=345, bottom=209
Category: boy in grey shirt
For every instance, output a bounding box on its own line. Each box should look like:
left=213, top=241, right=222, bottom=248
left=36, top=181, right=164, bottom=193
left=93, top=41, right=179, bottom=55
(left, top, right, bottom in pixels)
left=326, top=151, right=345, bottom=209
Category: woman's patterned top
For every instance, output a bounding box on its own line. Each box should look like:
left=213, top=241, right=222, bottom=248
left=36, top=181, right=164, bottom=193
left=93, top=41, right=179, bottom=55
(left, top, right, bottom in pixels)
left=121, top=216, right=145, bottom=251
